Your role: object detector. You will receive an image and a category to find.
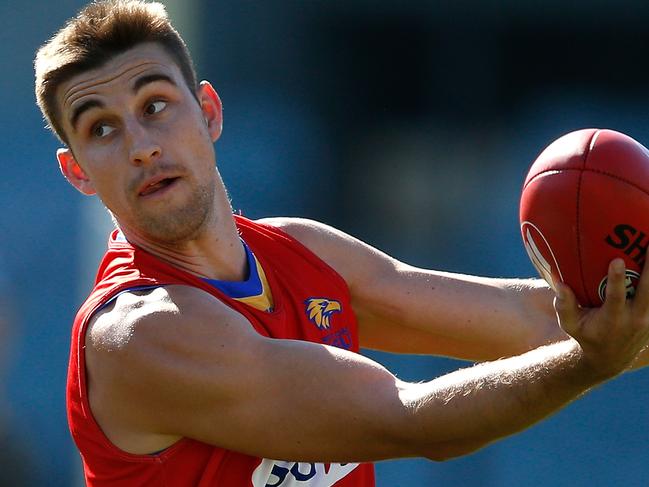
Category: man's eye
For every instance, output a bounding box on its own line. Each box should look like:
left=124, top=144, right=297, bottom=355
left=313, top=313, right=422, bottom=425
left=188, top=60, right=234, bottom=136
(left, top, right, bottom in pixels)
left=92, top=124, right=115, bottom=138
left=145, top=100, right=167, bottom=115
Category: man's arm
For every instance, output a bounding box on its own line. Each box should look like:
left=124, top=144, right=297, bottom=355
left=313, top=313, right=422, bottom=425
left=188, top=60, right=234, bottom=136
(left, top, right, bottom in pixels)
left=261, top=218, right=649, bottom=368
left=86, top=260, right=649, bottom=462
left=259, top=217, right=564, bottom=361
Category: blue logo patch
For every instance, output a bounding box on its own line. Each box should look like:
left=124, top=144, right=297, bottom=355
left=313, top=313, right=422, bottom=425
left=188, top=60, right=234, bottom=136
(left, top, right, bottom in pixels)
left=322, top=327, right=352, bottom=350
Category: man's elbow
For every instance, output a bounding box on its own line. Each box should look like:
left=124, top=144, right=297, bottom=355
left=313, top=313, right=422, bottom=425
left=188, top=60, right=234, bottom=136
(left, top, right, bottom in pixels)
left=425, top=438, right=492, bottom=462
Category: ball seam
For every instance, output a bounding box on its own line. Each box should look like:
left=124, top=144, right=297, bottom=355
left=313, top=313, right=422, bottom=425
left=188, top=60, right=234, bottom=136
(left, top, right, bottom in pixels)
left=524, top=167, right=649, bottom=198
left=575, top=163, right=590, bottom=306
left=576, top=129, right=599, bottom=307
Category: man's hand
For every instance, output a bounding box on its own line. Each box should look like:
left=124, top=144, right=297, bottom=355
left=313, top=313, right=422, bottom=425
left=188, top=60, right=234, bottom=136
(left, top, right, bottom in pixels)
left=554, top=258, right=649, bottom=380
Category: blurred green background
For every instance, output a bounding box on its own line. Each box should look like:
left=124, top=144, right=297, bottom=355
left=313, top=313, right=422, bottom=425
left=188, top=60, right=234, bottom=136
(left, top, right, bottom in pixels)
left=2, top=1, right=649, bottom=485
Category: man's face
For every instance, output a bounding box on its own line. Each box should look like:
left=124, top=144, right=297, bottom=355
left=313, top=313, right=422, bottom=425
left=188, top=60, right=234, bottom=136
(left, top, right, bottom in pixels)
left=56, top=43, right=222, bottom=244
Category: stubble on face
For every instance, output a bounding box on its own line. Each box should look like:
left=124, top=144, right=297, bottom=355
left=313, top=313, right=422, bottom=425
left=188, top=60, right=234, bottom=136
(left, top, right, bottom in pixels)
left=124, top=164, right=217, bottom=245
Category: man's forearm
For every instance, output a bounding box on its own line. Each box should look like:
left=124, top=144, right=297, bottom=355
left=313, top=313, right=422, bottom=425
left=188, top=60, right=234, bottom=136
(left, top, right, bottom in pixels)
left=399, top=339, right=602, bottom=460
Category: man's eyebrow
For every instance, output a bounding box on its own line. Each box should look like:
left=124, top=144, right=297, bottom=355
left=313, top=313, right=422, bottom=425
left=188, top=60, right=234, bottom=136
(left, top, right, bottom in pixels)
left=70, top=99, right=104, bottom=133
left=132, top=73, right=177, bottom=93
left=68, top=74, right=177, bottom=132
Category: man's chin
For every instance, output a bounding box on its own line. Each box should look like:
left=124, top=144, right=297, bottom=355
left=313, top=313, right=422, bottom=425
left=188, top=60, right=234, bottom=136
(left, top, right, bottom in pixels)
left=118, top=185, right=215, bottom=245
left=137, top=208, right=212, bottom=245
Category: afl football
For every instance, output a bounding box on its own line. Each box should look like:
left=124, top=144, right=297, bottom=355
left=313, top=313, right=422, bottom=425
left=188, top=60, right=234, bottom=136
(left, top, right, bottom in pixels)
left=520, top=128, right=649, bottom=307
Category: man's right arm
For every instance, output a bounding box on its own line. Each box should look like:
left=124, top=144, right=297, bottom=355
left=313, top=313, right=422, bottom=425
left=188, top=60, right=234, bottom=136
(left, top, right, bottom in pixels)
left=85, top=259, right=649, bottom=463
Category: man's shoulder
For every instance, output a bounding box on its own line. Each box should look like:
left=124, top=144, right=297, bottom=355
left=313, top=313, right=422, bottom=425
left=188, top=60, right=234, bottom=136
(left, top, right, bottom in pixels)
left=255, top=217, right=352, bottom=256
left=254, top=217, right=382, bottom=290
left=256, top=216, right=328, bottom=239
left=80, top=286, right=268, bottom=455
left=86, top=285, right=234, bottom=359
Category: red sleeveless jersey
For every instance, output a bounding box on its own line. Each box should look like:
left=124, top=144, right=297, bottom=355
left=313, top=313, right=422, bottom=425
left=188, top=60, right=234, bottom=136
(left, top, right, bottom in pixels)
left=67, top=216, right=376, bottom=486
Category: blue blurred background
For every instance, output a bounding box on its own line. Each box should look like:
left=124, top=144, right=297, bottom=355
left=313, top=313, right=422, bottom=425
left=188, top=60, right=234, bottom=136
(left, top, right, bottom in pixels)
left=2, top=0, right=649, bottom=485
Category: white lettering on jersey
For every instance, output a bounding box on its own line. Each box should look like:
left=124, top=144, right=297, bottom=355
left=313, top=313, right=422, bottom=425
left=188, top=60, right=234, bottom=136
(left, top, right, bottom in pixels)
left=251, top=459, right=359, bottom=487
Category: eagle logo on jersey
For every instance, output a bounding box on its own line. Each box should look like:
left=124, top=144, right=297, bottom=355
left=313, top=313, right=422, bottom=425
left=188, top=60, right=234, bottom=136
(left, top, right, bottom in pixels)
left=304, top=298, right=342, bottom=329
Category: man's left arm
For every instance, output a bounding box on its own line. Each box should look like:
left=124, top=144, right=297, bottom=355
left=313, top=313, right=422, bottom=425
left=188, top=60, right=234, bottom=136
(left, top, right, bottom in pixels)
left=261, top=217, right=649, bottom=367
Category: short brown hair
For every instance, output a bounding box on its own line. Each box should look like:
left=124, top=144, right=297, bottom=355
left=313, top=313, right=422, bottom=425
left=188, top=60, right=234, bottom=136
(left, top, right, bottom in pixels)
left=34, top=0, right=198, bottom=144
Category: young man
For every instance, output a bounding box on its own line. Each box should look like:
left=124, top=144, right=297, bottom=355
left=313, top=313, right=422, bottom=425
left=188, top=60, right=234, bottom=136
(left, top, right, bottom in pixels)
left=35, top=1, right=649, bottom=486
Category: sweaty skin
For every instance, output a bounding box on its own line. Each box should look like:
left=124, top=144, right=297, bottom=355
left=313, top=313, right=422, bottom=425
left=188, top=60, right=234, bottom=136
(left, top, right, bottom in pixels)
left=57, top=43, right=649, bottom=462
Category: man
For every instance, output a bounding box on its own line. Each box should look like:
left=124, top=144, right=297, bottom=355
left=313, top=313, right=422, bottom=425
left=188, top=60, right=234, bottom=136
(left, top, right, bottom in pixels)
left=35, top=1, right=649, bottom=486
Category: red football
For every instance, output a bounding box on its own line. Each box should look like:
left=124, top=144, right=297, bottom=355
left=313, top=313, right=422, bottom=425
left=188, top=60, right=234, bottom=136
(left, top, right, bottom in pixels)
left=520, top=128, right=649, bottom=307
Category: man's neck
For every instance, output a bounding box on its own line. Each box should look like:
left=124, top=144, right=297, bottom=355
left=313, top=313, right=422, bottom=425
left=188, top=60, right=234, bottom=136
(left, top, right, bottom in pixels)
left=119, top=206, right=248, bottom=283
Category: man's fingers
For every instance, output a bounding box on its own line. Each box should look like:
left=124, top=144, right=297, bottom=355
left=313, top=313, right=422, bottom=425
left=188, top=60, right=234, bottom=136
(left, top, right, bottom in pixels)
left=554, top=282, right=580, bottom=337
left=631, top=255, right=649, bottom=316
left=604, top=258, right=627, bottom=316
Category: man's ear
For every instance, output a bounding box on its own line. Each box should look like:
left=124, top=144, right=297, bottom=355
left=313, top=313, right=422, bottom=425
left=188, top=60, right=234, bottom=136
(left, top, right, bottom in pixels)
left=57, top=148, right=96, bottom=195
left=198, top=80, right=223, bottom=142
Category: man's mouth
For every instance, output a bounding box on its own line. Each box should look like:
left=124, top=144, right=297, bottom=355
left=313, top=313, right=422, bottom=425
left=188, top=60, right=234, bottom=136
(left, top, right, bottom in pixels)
left=139, top=177, right=180, bottom=197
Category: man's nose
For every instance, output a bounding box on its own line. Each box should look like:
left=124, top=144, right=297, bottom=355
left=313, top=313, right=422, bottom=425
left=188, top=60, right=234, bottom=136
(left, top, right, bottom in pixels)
left=125, top=119, right=161, bottom=166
